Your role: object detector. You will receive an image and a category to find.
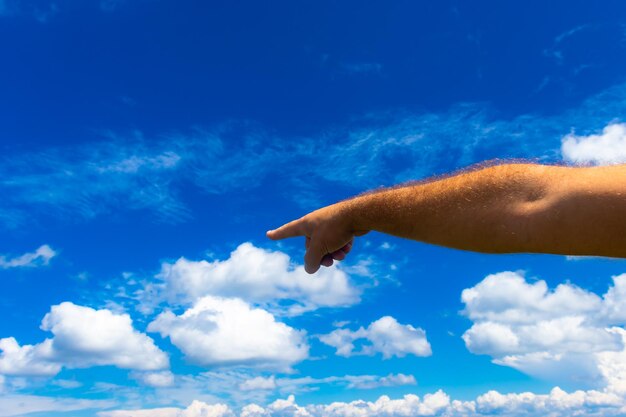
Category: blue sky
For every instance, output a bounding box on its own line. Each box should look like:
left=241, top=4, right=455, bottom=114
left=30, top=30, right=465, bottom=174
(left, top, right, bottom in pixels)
left=3, top=1, right=626, bottom=416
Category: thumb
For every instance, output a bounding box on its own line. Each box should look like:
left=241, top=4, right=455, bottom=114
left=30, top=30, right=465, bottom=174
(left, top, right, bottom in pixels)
left=304, top=241, right=326, bottom=274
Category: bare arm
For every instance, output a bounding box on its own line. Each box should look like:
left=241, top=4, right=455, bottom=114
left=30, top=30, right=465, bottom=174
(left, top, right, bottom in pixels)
left=267, top=163, right=626, bottom=273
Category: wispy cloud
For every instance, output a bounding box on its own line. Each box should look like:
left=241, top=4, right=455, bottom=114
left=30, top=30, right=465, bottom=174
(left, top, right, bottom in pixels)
left=0, top=245, right=56, bottom=269
left=0, top=0, right=58, bottom=22
left=0, top=136, right=191, bottom=227
left=0, top=0, right=126, bottom=20
left=0, top=394, right=114, bottom=417
left=544, top=24, right=591, bottom=65
left=112, top=370, right=417, bottom=409
left=3, top=81, right=626, bottom=227
left=100, top=0, right=125, bottom=12
left=339, top=62, right=383, bottom=75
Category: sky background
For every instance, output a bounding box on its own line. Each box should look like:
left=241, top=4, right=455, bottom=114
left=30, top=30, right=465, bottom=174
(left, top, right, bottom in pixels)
left=3, top=1, right=626, bottom=416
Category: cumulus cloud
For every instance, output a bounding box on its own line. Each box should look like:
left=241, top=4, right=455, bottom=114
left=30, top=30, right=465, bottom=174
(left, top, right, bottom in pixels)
left=0, top=338, right=60, bottom=376
left=148, top=296, right=308, bottom=370
left=148, top=243, right=362, bottom=316
left=308, top=391, right=452, bottom=417
left=562, top=122, right=626, bottom=165
left=319, top=316, right=431, bottom=359
left=461, top=271, right=626, bottom=389
left=0, top=244, right=56, bottom=269
left=0, top=302, right=168, bottom=377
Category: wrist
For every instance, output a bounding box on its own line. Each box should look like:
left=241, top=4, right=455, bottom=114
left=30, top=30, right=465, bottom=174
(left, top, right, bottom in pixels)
left=336, top=195, right=372, bottom=234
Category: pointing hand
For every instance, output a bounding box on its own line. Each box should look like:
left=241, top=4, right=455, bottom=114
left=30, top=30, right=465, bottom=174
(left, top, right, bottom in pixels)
left=266, top=203, right=369, bottom=274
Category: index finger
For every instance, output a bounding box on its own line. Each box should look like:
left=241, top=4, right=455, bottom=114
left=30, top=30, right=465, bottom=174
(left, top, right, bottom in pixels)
left=266, top=218, right=306, bottom=240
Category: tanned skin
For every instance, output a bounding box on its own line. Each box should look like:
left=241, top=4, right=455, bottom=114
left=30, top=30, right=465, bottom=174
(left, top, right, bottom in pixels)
left=267, top=163, right=626, bottom=274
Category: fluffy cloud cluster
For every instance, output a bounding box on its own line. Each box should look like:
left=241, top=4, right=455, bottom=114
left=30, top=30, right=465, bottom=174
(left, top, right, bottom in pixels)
left=151, top=243, right=361, bottom=316
left=461, top=271, right=626, bottom=389
left=0, top=244, right=56, bottom=269
left=148, top=296, right=308, bottom=370
left=0, top=302, right=168, bottom=377
left=319, top=316, right=431, bottom=358
left=98, top=387, right=626, bottom=417
left=562, top=123, right=626, bottom=165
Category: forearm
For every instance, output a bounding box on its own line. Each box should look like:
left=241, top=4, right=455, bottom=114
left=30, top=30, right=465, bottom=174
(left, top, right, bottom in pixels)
left=268, top=162, right=626, bottom=273
left=338, top=163, right=618, bottom=256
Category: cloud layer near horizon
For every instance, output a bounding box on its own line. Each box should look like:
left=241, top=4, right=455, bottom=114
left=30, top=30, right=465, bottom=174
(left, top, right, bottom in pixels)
left=98, top=387, right=626, bottom=417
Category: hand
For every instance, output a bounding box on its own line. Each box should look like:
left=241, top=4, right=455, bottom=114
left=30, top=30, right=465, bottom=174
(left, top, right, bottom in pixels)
left=266, top=203, right=369, bottom=274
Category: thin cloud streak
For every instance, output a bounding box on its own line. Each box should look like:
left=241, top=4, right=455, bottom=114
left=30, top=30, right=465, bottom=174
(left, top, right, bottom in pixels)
left=0, top=245, right=56, bottom=269
left=1, top=82, right=626, bottom=227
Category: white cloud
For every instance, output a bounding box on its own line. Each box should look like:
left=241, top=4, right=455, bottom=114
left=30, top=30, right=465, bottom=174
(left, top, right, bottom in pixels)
left=153, top=371, right=419, bottom=408
left=240, top=376, right=277, bottom=391
left=0, top=139, right=190, bottom=228
left=310, top=391, right=451, bottom=416
left=148, top=296, right=308, bottom=370
left=51, top=379, right=82, bottom=389
left=0, top=394, right=114, bottom=417
left=97, top=387, right=626, bottom=417
left=470, top=387, right=623, bottom=416
left=122, top=370, right=418, bottom=409
left=97, top=151, right=180, bottom=174
left=461, top=271, right=626, bottom=389
left=99, top=400, right=233, bottom=417
left=133, top=371, right=175, bottom=388
left=0, top=338, right=60, bottom=376
left=0, top=244, right=56, bottom=269
left=319, top=316, right=431, bottom=359
left=341, top=373, right=416, bottom=390
left=562, top=122, right=626, bottom=165
left=151, top=243, right=361, bottom=316
left=269, top=373, right=417, bottom=393
left=0, top=302, right=168, bottom=377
